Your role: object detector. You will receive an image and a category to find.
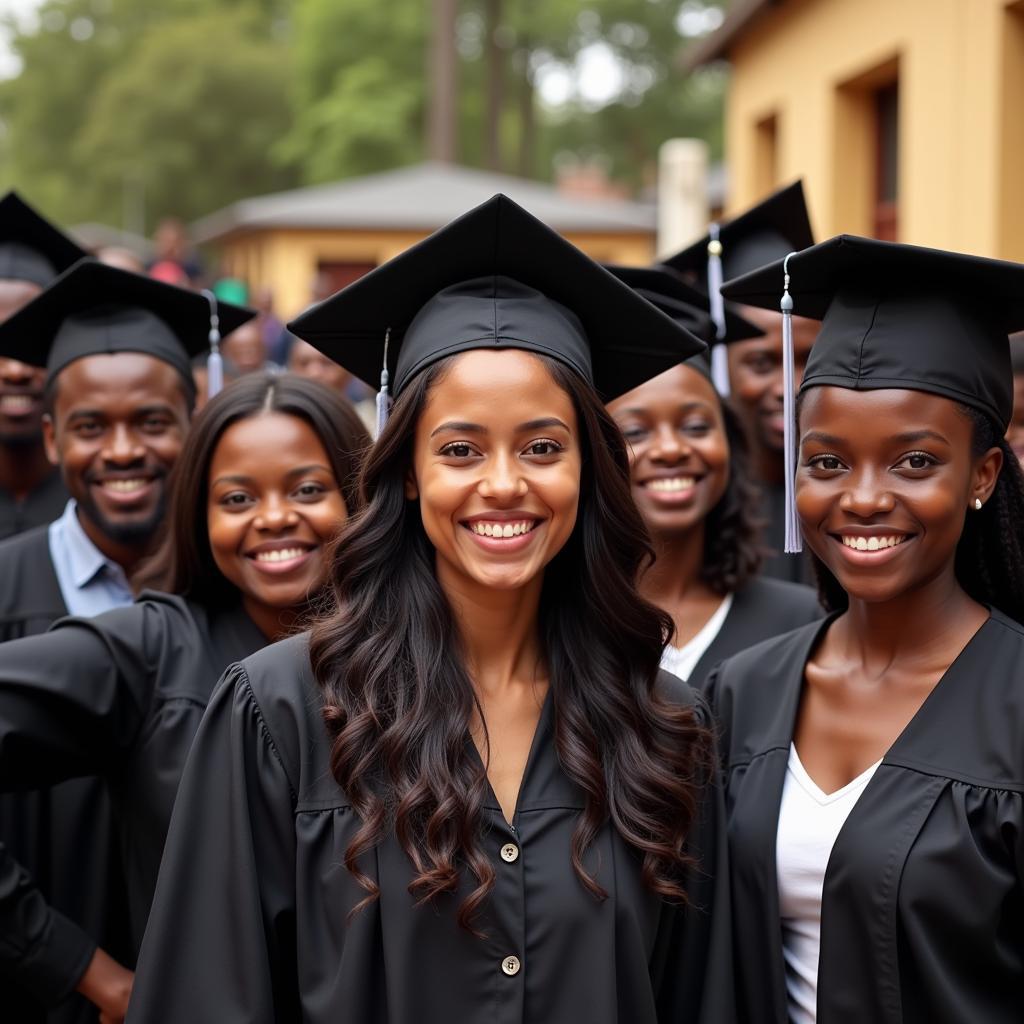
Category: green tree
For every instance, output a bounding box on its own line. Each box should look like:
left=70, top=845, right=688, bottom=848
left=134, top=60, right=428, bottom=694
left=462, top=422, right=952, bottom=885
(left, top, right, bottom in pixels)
left=278, top=0, right=428, bottom=183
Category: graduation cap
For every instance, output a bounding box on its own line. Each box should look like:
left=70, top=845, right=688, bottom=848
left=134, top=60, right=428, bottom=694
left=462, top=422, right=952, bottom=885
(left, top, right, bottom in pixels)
left=1011, top=332, right=1024, bottom=376
left=721, top=233, right=1024, bottom=553
left=287, top=194, right=705, bottom=433
left=0, top=191, right=87, bottom=287
left=662, top=182, right=815, bottom=393
left=0, top=259, right=255, bottom=398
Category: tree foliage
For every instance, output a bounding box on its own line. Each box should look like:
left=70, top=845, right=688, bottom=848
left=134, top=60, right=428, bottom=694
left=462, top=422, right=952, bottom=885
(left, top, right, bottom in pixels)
left=0, top=0, right=726, bottom=230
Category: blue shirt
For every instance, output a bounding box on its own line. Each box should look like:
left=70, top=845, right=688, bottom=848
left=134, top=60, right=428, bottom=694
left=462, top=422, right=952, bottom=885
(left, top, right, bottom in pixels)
left=47, top=500, right=135, bottom=618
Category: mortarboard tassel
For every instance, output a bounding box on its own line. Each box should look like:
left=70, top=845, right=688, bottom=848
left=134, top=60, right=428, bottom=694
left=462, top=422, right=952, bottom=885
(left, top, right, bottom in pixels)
left=781, top=252, right=802, bottom=554
left=706, top=224, right=731, bottom=396
left=202, top=289, right=224, bottom=399
left=375, top=328, right=392, bottom=439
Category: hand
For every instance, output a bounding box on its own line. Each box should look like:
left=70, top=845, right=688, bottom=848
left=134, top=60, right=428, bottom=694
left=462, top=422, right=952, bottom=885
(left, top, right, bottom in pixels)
left=76, top=947, right=134, bottom=1023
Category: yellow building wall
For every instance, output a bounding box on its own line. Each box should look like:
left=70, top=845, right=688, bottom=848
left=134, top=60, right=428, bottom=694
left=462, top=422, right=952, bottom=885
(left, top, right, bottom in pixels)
left=723, top=0, right=1024, bottom=259
left=218, top=228, right=655, bottom=318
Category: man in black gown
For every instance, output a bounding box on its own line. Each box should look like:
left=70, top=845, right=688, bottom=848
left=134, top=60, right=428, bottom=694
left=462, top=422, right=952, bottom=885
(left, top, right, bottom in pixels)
left=0, top=260, right=250, bottom=1023
left=0, top=193, right=86, bottom=542
left=664, top=182, right=819, bottom=583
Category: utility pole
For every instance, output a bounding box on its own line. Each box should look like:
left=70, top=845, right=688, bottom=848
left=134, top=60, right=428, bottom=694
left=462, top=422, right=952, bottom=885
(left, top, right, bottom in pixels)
left=427, top=0, right=459, bottom=163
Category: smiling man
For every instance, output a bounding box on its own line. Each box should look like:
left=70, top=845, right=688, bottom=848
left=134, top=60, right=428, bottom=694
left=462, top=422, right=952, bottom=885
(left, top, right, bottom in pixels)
left=0, top=259, right=252, bottom=1024
left=0, top=193, right=87, bottom=541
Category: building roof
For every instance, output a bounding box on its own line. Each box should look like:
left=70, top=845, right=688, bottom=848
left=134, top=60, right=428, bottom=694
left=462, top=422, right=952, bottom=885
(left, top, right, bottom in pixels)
left=680, top=0, right=782, bottom=73
left=193, top=162, right=657, bottom=244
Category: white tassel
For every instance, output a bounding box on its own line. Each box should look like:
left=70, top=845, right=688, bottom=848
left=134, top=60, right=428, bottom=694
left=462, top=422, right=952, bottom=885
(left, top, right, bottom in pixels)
left=374, top=328, right=392, bottom=440
left=781, top=253, right=802, bottom=554
left=706, top=224, right=731, bottom=396
left=202, top=289, right=224, bottom=399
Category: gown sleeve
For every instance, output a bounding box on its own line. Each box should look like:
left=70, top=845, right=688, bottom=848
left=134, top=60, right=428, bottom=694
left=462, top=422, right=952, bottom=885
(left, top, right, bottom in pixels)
left=0, top=840, right=95, bottom=1006
left=0, top=606, right=159, bottom=1001
left=127, top=663, right=299, bottom=1024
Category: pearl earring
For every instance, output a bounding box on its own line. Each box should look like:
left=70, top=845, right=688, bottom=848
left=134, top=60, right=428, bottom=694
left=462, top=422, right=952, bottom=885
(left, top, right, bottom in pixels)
left=974, top=498, right=983, bottom=510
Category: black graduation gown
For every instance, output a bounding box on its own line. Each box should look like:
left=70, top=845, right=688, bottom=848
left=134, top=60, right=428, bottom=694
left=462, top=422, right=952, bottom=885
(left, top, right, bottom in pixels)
left=0, top=593, right=267, bottom=1009
left=128, top=636, right=735, bottom=1024
left=0, top=469, right=67, bottom=542
left=686, top=576, right=822, bottom=691
left=0, top=525, right=121, bottom=1024
left=705, top=610, right=1024, bottom=1023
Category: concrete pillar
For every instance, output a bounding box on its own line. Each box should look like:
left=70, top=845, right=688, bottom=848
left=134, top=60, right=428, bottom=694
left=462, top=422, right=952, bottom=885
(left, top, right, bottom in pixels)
left=656, top=139, right=710, bottom=258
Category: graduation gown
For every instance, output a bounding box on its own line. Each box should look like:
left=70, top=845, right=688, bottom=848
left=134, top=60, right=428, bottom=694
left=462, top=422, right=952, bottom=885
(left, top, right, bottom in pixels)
left=0, top=525, right=121, bottom=1024
left=129, top=636, right=735, bottom=1024
left=705, top=610, right=1024, bottom=1023
left=0, top=469, right=67, bottom=542
left=686, top=576, right=821, bottom=691
left=0, top=593, right=266, bottom=1007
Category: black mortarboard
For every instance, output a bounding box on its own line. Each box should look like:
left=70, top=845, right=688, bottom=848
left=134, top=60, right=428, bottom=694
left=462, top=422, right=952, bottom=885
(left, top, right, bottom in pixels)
left=287, top=194, right=705, bottom=412
left=0, top=259, right=255, bottom=393
left=721, top=234, right=1024, bottom=552
left=721, top=234, right=1024, bottom=428
left=1010, top=332, right=1024, bottom=376
left=0, top=192, right=87, bottom=287
left=603, top=264, right=764, bottom=345
left=662, top=180, right=815, bottom=287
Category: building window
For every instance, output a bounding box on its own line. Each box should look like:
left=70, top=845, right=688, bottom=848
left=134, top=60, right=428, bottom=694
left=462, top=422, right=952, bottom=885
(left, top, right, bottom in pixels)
left=753, top=112, right=779, bottom=198
left=316, top=261, right=376, bottom=296
left=873, top=83, right=899, bottom=240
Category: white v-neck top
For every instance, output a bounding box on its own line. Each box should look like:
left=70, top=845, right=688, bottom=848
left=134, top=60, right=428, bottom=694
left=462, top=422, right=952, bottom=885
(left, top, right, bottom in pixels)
left=659, top=593, right=733, bottom=682
left=776, top=744, right=881, bottom=1024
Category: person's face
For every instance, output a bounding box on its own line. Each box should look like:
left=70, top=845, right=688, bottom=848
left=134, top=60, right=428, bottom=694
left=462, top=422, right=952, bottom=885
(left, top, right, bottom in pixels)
left=43, top=354, right=191, bottom=545
left=0, top=279, right=46, bottom=444
left=728, top=304, right=818, bottom=457
left=408, top=350, right=581, bottom=594
left=222, top=322, right=266, bottom=374
left=1005, top=373, right=1024, bottom=467
left=607, top=363, right=730, bottom=539
left=797, top=387, right=1001, bottom=605
left=287, top=338, right=352, bottom=392
left=207, top=412, right=347, bottom=612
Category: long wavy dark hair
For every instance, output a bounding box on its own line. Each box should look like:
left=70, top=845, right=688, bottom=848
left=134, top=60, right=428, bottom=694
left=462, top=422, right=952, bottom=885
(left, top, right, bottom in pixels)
left=310, top=354, right=713, bottom=930
left=700, top=396, right=764, bottom=594
left=802, top=396, right=1024, bottom=622
left=136, top=372, right=370, bottom=605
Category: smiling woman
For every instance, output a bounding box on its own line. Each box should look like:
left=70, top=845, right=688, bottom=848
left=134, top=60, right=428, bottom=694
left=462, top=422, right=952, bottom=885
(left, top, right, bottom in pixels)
left=128, top=195, right=735, bottom=1024
left=0, top=372, right=369, bottom=1022
left=707, top=236, right=1024, bottom=1023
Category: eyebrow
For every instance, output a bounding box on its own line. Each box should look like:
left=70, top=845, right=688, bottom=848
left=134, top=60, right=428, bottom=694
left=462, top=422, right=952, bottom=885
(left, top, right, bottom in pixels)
left=65, top=404, right=177, bottom=421
left=802, top=429, right=950, bottom=446
left=211, top=465, right=333, bottom=489
left=617, top=402, right=714, bottom=417
left=429, top=417, right=570, bottom=438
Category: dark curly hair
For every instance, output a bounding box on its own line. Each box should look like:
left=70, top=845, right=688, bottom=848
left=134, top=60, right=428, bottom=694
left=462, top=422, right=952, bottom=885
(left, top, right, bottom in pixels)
left=309, top=354, right=714, bottom=932
left=136, top=372, right=370, bottom=605
left=802, top=397, right=1024, bottom=621
left=701, top=398, right=764, bottom=594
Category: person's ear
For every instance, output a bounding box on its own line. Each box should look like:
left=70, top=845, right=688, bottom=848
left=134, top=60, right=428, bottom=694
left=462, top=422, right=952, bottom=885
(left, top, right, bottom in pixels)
left=404, top=468, right=419, bottom=500
left=42, top=414, right=59, bottom=467
left=971, top=445, right=1004, bottom=509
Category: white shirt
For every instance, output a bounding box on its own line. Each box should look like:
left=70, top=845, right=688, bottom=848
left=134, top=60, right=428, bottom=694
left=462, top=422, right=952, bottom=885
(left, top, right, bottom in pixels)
left=659, top=593, right=733, bottom=682
left=776, top=744, right=881, bottom=1024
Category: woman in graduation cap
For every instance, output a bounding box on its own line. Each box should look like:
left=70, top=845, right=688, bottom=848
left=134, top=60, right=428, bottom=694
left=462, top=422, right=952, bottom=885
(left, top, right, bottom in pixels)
left=0, top=372, right=369, bottom=1021
left=603, top=266, right=821, bottom=692
left=128, top=196, right=734, bottom=1024
left=704, top=235, right=1024, bottom=1023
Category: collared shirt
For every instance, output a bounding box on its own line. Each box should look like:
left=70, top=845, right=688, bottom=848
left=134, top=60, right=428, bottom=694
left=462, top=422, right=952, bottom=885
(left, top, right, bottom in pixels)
left=47, top=500, right=134, bottom=617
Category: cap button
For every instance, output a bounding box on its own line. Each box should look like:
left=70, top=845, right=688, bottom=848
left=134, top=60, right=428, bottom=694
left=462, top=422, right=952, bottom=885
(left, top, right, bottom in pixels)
left=707, top=239, right=723, bottom=256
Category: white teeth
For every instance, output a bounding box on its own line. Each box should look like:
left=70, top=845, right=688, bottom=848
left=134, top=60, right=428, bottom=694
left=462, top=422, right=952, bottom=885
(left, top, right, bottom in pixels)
left=0, top=395, right=34, bottom=412
left=469, top=520, right=536, bottom=538
left=841, top=535, right=906, bottom=551
left=103, top=478, right=148, bottom=494
left=647, top=476, right=696, bottom=492
left=254, top=548, right=306, bottom=563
